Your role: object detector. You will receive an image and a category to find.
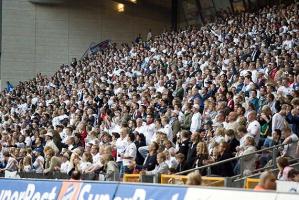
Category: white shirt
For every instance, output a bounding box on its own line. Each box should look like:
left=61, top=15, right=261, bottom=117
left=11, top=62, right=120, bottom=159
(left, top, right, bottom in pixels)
left=80, top=162, right=92, bottom=173
left=247, top=120, right=261, bottom=145
left=92, top=153, right=101, bottom=164
left=277, top=86, right=293, bottom=96
left=5, top=157, right=18, bottom=171
left=165, top=156, right=178, bottom=169
left=272, top=113, right=286, bottom=134
left=161, top=124, right=173, bottom=141
left=115, top=137, right=128, bottom=162
left=143, top=123, right=156, bottom=145
left=33, top=155, right=44, bottom=173
left=283, top=134, right=299, bottom=158
left=190, top=112, right=202, bottom=132
left=122, top=142, right=137, bottom=166
left=60, top=160, right=71, bottom=174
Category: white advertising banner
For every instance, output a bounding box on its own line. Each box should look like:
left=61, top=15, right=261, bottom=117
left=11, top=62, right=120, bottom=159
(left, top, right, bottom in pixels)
left=277, top=181, right=299, bottom=193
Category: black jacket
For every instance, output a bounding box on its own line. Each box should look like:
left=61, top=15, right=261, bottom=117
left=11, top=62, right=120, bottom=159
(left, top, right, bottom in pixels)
left=178, top=139, right=191, bottom=158
left=186, top=142, right=198, bottom=169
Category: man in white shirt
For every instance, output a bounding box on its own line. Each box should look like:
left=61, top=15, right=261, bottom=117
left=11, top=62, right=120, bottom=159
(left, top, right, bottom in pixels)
left=247, top=111, right=261, bottom=145
left=272, top=104, right=287, bottom=138
left=90, top=145, right=101, bottom=164
left=32, top=149, right=45, bottom=173
left=190, top=104, right=202, bottom=132
left=60, top=153, right=71, bottom=174
left=115, top=127, right=128, bottom=174
left=282, top=127, right=299, bottom=158
left=121, top=133, right=137, bottom=174
left=143, top=115, right=156, bottom=145
left=277, top=78, right=293, bottom=96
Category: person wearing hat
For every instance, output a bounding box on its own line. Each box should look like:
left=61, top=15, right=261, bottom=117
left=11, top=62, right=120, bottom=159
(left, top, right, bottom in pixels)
left=190, top=104, right=202, bottom=133
left=44, top=131, right=59, bottom=155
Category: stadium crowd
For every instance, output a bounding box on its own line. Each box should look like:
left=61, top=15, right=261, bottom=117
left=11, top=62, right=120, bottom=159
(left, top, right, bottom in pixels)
left=0, top=2, right=299, bottom=183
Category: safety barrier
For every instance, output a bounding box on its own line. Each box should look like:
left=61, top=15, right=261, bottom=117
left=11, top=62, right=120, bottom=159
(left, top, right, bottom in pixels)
left=160, top=175, right=225, bottom=186
left=123, top=174, right=140, bottom=182
left=123, top=174, right=225, bottom=186
left=245, top=178, right=260, bottom=189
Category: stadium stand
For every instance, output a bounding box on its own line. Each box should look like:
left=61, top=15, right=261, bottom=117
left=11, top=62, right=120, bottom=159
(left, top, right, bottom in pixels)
left=0, top=1, right=299, bottom=194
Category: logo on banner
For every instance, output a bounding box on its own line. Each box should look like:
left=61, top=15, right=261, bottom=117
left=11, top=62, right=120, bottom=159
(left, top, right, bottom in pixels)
left=58, top=182, right=82, bottom=200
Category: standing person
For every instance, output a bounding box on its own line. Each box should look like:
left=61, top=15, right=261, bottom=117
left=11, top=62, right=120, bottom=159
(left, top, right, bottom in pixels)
left=190, top=104, right=202, bottom=133
left=147, top=29, right=152, bottom=41
left=234, top=137, right=257, bottom=176
left=121, top=133, right=137, bottom=174
left=115, top=127, right=128, bottom=174
left=186, top=131, right=200, bottom=169
left=281, top=127, right=299, bottom=159
left=272, top=104, right=288, bottom=137
left=286, top=105, right=299, bottom=136
left=181, top=103, right=192, bottom=131
left=177, top=130, right=191, bottom=158
left=194, top=142, right=209, bottom=175
left=32, top=149, right=45, bottom=173
left=247, top=111, right=261, bottom=145
left=211, top=142, right=234, bottom=177
left=142, top=142, right=158, bottom=171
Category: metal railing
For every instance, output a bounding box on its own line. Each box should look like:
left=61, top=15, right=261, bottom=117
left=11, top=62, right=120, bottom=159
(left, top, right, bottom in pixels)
left=176, top=140, right=299, bottom=178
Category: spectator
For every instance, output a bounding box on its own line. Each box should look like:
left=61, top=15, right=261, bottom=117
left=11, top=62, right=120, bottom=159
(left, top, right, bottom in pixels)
left=288, top=169, right=299, bottom=182
left=281, top=127, right=299, bottom=159
left=186, top=131, right=200, bottom=169
left=0, top=151, right=18, bottom=172
left=186, top=171, right=202, bottom=186
left=44, top=132, right=59, bottom=155
left=190, top=104, right=202, bottom=133
left=0, top=2, right=298, bottom=180
left=44, top=148, right=61, bottom=174
left=277, top=157, right=292, bottom=181
left=121, top=133, right=137, bottom=174
left=101, top=154, right=119, bottom=181
left=175, top=153, right=188, bottom=173
left=32, top=149, right=44, bottom=173
left=142, top=152, right=169, bottom=175
left=70, top=170, right=81, bottom=180
left=254, top=171, right=276, bottom=191
left=60, top=152, right=71, bottom=174
left=142, top=142, right=158, bottom=171
left=247, top=111, right=261, bottom=145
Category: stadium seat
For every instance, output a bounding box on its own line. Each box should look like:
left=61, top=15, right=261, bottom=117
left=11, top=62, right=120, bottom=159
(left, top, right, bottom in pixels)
left=123, top=174, right=140, bottom=182
left=245, top=178, right=260, bottom=189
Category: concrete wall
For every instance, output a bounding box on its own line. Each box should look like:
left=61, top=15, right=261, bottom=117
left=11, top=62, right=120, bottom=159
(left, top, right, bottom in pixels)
left=1, top=0, right=171, bottom=87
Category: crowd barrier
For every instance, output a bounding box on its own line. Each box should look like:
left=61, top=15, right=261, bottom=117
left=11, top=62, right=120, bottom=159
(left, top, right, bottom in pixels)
left=245, top=178, right=260, bottom=189
left=0, top=178, right=298, bottom=200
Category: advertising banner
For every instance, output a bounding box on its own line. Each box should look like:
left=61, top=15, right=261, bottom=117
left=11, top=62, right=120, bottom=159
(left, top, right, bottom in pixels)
left=57, top=181, right=117, bottom=200
left=114, top=184, right=187, bottom=200
left=277, top=181, right=299, bottom=193
left=1, top=178, right=299, bottom=200
left=0, top=179, right=62, bottom=200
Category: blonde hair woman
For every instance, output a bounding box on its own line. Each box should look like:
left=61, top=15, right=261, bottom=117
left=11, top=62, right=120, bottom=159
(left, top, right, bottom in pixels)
left=186, top=171, right=202, bottom=185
